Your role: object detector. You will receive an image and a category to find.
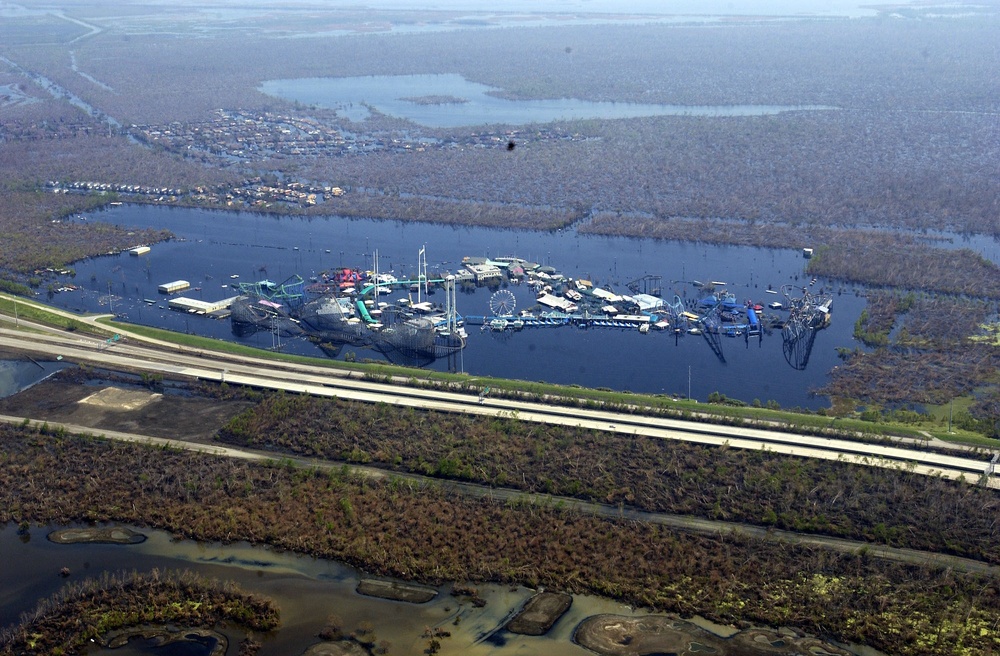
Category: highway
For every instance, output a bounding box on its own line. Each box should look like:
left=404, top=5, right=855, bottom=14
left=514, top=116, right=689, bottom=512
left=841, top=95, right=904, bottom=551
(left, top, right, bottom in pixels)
left=1, top=314, right=997, bottom=489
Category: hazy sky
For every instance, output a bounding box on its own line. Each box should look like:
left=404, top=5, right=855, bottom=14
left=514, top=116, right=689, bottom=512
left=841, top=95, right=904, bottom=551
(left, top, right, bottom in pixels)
left=1, top=0, right=946, bottom=20
left=95, top=0, right=897, bottom=18
left=330, top=0, right=884, bottom=17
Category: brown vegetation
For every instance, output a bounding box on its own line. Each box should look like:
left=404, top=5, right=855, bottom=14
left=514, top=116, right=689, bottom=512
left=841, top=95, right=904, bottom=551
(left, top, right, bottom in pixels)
left=3, top=9, right=998, bottom=303
left=807, top=242, right=1000, bottom=299
left=215, top=392, right=1000, bottom=562
left=832, top=291, right=1000, bottom=409
left=0, top=131, right=216, bottom=274
left=302, top=191, right=582, bottom=231
left=821, top=347, right=1000, bottom=408
left=0, top=568, right=278, bottom=655
left=853, top=291, right=992, bottom=349
left=582, top=217, right=1000, bottom=299
left=1, top=422, right=999, bottom=656
left=4, top=12, right=998, bottom=237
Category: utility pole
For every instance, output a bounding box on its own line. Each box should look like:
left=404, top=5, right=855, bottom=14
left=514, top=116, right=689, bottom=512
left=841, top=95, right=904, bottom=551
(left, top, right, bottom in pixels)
left=688, top=365, right=692, bottom=401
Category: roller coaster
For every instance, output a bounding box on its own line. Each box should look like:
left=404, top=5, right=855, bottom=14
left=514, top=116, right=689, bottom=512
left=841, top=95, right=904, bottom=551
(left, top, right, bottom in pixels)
left=232, top=269, right=467, bottom=366
left=780, top=285, right=833, bottom=370
left=236, top=274, right=305, bottom=306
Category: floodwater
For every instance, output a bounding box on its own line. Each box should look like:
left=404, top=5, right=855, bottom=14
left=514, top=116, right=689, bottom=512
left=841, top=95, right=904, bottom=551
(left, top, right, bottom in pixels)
left=0, top=359, right=71, bottom=399
left=0, top=524, right=662, bottom=656
left=259, top=74, right=837, bottom=128
left=44, top=204, right=867, bottom=410
left=0, top=525, right=882, bottom=656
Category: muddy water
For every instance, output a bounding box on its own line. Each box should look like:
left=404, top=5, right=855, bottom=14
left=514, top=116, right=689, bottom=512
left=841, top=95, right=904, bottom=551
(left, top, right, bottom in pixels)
left=1, top=524, right=884, bottom=655
left=0, top=525, right=642, bottom=655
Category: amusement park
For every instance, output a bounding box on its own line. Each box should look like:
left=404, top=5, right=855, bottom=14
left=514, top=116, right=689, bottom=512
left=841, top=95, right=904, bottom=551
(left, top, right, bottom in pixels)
left=207, top=246, right=833, bottom=370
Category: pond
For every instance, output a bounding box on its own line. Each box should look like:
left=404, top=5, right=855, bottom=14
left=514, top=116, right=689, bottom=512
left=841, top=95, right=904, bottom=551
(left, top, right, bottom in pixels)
left=259, top=74, right=838, bottom=128
left=44, top=205, right=867, bottom=410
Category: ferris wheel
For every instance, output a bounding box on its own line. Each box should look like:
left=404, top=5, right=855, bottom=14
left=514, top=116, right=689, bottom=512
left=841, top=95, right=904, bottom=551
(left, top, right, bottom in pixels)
left=489, top=289, right=517, bottom=316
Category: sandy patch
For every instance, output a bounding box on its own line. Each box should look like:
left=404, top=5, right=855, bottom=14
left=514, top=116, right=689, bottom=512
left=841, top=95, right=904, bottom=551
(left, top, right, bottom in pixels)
left=48, top=526, right=147, bottom=545
left=78, top=386, right=161, bottom=411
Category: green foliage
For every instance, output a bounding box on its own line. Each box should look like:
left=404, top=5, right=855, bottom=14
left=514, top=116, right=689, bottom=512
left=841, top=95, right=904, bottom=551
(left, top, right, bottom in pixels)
left=436, top=457, right=460, bottom=478
left=860, top=408, right=882, bottom=423
left=853, top=308, right=890, bottom=347
left=707, top=391, right=747, bottom=407
left=0, top=277, right=35, bottom=297
left=339, top=496, right=355, bottom=523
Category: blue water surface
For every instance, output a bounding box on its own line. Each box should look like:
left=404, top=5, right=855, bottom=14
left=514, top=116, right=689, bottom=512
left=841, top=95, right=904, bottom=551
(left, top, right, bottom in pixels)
left=40, top=205, right=871, bottom=410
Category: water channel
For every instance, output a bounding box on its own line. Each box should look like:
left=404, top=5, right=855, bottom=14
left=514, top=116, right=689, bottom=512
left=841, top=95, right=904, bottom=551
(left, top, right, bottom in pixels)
left=43, top=204, right=871, bottom=410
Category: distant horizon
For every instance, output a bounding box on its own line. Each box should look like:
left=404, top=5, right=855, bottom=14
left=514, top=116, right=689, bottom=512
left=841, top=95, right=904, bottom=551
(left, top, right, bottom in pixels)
left=349, top=0, right=883, bottom=17
left=65, top=0, right=894, bottom=18
left=5, top=0, right=976, bottom=26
